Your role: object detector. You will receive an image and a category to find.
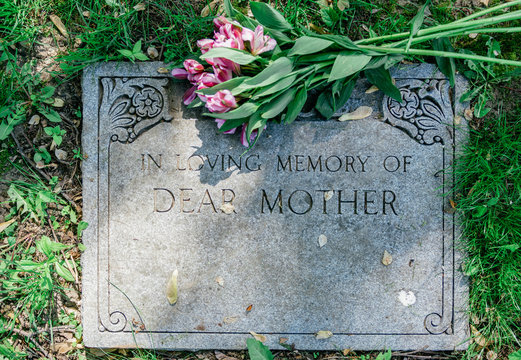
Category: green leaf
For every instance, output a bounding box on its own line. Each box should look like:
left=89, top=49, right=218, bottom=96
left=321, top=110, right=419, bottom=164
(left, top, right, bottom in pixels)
left=133, top=40, right=142, bottom=54
left=473, top=206, right=487, bottom=218
left=40, top=107, right=62, bottom=122
left=0, top=121, right=15, bottom=141
left=261, top=87, right=297, bottom=119
left=134, top=52, right=149, bottom=61
left=200, top=47, right=258, bottom=65
left=240, top=57, right=293, bottom=89
left=39, top=86, right=56, bottom=100
left=406, top=0, right=431, bottom=52
left=460, top=85, right=483, bottom=103
left=223, top=0, right=239, bottom=17
left=315, top=90, right=335, bottom=119
left=329, top=52, right=371, bottom=82
left=317, top=34, right=359, bottom=51
left=365, top=66, right=402, bottom=102
left=288, top=36, right=333, bottom=56
left=246, top=113, right=267, bottom=145
left=247, top=338, right=274, bottom=360
left=433, top=37, right=456, bottom=87
left=197, top=77, right=247, bottom=95
left=219, top=117, right=249, bottom=133
left=205, top=102, right=259, bottom=120
left=285, top=86, right=308, bottom=124
left=375, top=350, right=392, bottom=360
left=487, top=197, right=499, bottom=206
left=474, top=92, right=491, bottom=118
left=55, top=262, right=75, bottom=282
left=253, top=74, right=297, bottom=98
left=509, top=349, right=521, bottom=360
left=117, top=49, right=134, bottom=58
left=499, top=244, right=520, bottom=253
left=321, top=7, right=339, bottom=28
left=250, top=2, right=293, bottom=32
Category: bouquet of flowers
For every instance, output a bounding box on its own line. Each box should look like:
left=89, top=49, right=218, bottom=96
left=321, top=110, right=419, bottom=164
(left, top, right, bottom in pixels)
left=172, top=0, right=521, bottom=147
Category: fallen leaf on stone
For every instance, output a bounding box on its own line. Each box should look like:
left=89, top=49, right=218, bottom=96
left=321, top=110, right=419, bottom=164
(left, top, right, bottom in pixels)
left=324, top=190, right=333, bottom=201
left=246, top=304, right=253, bottom=312
left=55, top=149, right=68, bottom=161
left=28, top=115, right=40, bottom=125
left=318, top=234, right=327, bottom=248
left=398, top=290, right=416, bottom=306
left=314, top=330, right=333, bottom=339
left=365, top=85, right=379, bottom=94
left=0, top=219, right=15, bottom=234
left=223, top=316, right=238, bottom=324
left=49, top=15, right=68, bottom=37
left=195, top=323, right=206, bottom=331
left=338, top=106, right=373, bottom=121
left=166, top=269, right=178, bottom=305
left=464, top=108, right=473, bottom=121
left=449, top=198, right=456, bottom=209
left=279, top=337, right=288, bottom=344
left=147, top=47, right=159, bottom=59
left=215, top=276, right=224, bottom=287
left=250, top=331, right=267, bottom=343
left=52, top=98, right=65, bottom=108
left=133, top=2, right=146, bottom=11
left=382, top=250, right=392, bottom=266
left=220, top=203, right=235, bottom=214
left=157, top=67, right=169, bottom=74
left=469, top=33, right=479, bottom=39
left=454, top=115, right=462, bottom=125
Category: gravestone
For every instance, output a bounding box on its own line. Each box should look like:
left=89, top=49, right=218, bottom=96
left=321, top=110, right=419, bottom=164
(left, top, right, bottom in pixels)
left=81, top=62, right=469, bottom=350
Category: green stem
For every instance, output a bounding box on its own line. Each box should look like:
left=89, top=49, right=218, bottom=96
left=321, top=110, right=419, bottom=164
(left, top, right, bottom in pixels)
left=358, top=45, right=521, bottom=67
left=356, top=9, right=521, bottom=45
left=385, top=27, right=521, bottom=49
left=453, top=0, right=521, bottom=24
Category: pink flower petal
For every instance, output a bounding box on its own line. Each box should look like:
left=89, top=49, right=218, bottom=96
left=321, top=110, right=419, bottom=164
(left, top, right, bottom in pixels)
left=171, top=68, right=188, bottom=79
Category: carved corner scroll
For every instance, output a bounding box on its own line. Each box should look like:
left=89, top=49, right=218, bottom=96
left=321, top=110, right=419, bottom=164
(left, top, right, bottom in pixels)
left=383, top=79, right=452, bottom=146
left=100, top=77, right=173, bottom=144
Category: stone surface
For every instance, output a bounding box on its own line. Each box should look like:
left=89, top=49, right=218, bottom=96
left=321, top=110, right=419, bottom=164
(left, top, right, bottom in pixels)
left=81, top=62, right=469, bottom=350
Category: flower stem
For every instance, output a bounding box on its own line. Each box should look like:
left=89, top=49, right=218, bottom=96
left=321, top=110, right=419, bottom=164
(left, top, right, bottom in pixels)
left=452, top=0, right=521, bottom=24
left=358, top=45, right=521, bottom=67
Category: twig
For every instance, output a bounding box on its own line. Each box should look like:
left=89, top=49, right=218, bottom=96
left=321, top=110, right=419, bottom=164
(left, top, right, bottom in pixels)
left=499, top=85, right=521, bottom=94
left=10, top=328, right=50, bottom=358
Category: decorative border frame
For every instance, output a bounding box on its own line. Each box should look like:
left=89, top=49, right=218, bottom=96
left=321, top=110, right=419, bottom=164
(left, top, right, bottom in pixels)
left=82, top=62, right=468, bottom=349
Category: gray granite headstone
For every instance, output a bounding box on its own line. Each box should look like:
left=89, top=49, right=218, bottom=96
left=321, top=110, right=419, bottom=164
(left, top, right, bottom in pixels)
left=82, top=62, right=469, bottom=351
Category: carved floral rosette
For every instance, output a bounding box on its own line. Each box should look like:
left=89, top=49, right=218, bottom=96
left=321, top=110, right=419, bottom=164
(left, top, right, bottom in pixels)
left=383, top=79, right=452, bottom=146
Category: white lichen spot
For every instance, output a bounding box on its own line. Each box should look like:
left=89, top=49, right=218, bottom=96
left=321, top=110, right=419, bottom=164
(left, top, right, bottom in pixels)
left=398, top=290, right=416, bottom=306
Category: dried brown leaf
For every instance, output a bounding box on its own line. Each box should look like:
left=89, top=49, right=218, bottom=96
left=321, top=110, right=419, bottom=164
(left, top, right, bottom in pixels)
left=338, top=106, right=373, bottom=121
left=49, top=15, right=68, bottom=37
left=220, top=203, right=235, bottom=214
left=223, top=316, right=239, bottom=324
left=318, top=234, right=327, bottom=248
left=0, top=219, right=15, bottom=233
left=147, top=47, right=159, bottom=59
left=133, top=2, right=146, bottom=11
left=52, top=98, right=65, bottom=108
left=250, top=331, right=267, bottom=343
left=157, top=67, right=169, bottom=74
left=382, top=250, right=392, bottom=266
left=314, top=330, right=333, bottom=339
left=166, top=269, right=178, bottom=305
left=365, top=85, right=379, bottom=94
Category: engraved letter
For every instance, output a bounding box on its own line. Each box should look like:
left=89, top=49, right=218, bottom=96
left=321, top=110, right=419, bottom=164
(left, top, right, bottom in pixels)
left=364, top=190, right=378, bottom=215
left=316, top=190, right=332, bottom=214
left=198, top=189, right=217, bottom=213
left=228, top=155, right=242, bottom=170
left=383, top=190, right=398, bottom=215
left=261, top=190, right=283, bottom=214
left=403, top=156, right=412, bottom=172
left=222, top=189, right=237, bottom=213
left=245, top=154, right=261, bottom=171
left=180, top=188, right=194, bottom=213
left=277, top=156, right=292, bottom=171
left=358, top=156, right=371, bottom=172
left=153, top=188, right=174, bottom=212
left=325, top=155, right=342, bottom=172
left=188, top=155, right=204, bottom=171
left=338, top=190, right=358, bottom=214
left=307, top=156, right=323, bottom=172
left=288, top=190, right=313, bottom=215
left=345, top=156, right=356, bottom=172
left=383, top=155, right=400, bottom=172
left=295, top=155, right=305, bottom=172
left=142, top=153, right=162, bottom=171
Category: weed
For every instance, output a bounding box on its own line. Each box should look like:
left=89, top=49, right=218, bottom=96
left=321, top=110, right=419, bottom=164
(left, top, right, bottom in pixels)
left=43, top=125, right=66, bottom=147
left=117, top=40, right=149, bottom=63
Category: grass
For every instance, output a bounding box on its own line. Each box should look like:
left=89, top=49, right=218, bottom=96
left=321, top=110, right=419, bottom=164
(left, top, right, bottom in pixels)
left=0, top=0, right=520, bottom=359
left=455, top=113, right=521, bottom=358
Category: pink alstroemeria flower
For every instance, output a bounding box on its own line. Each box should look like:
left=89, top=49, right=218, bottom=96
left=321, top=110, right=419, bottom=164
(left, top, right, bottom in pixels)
left=242, top=26, right=277, bottom=55
left=213, top=16, right=229, bottom=29
left=182, top=86, right=197, bottom=105
left=171, top=68, right=188, bottom=79
left=240, top=124, right=259, bottom=147
left=215, top=119, right=237, bottom=134
left=214, top=24, right=244, bottom=50
left=183, top=59, right=204, bottom=74
left=206, top=90, right=237, bottom=113
left=197, top=38, right=214, bottom=54
left=213, top=65, right=233, bottom=83
left=196, top=73, right=220, bottom=102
